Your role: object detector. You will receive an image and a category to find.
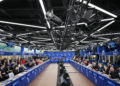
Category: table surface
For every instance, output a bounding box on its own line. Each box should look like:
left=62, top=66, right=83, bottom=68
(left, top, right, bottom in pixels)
left=64, top=63, right=96, bottom=86
left=29, top=63, right=58, bottom=86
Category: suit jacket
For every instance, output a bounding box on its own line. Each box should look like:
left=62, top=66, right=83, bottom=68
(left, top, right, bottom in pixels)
left=110, top=70, right=119, bottom=79
left=13, top=69, right=19, bottom=75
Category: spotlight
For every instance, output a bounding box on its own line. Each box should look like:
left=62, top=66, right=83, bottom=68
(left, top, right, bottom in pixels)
left=0, top=0, right=3, bottom=2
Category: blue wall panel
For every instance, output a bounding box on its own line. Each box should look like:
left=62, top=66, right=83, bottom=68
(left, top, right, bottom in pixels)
left=43, top=51, right=75, bottom=58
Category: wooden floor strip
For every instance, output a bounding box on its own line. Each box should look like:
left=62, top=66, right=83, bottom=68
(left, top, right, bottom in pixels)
left=29, top=64, right=58, bottom=86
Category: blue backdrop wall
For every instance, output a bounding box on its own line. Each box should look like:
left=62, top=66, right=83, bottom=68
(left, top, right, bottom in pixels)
left=43, top=51, right=75, bottom=58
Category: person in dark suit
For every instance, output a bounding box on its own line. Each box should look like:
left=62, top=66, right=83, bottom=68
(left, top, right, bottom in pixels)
left=0, top=65, right=6, bottom=76
left=28, top=62, right=34, bottom=68
left=3, top=59, right=8, bottom=67
left=0, top=71, right=5, bottom=81
left=5, top=65, right=12, bottom=73
left=107, top=63, right=112, bottom=72
left=19, top=64, right=27, bottom=73
left=117, top=67, right=120, bottom=73
left=92, top=62, right=98, bottom=71
left=109, top=67, right=119, bottom=79
left=0, top=65, right=9, bottom=80
left=13, top=66, right=19, bottom=75
left=103, top=65, right=109, bottom=74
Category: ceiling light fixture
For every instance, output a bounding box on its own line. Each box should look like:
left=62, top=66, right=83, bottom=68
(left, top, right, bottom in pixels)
left=56, top=22, right=87, bottom=28
left=39, top=0, right=51, bottom=28
left=98, top=37, right=110, bottom=41
left=101, top=18, right=114, bottom=22
left=0, top=33, right=12, bottom=37
left=78, top=0, right=117, bottom=18
left=92, top=33, right=120, bottom=37
left=91, top=21, right=115, bottom=35
left=0, top=0, right=3, bottom=2
left=80, top=37, right=88, bottom=42
left=88, top=3, right=117, bottom=18
left=0, top=29, right=4, bottom=32
left=18, top=37, right=28, bottom=42
left=97, top=21, right=115, bottom=32
left=37, top=39, right=51, bottom=41
left=0, top=20, right=46, bottom=29
left=17, top=33, right=32, bottom=37
left=32, top=37, right=51, bottom=40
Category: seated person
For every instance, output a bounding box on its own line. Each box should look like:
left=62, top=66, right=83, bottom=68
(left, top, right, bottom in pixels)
left=92, top=62, right=98, bottom=71
left=109, top=67, right=119, bottom=79
left=117, top=66, right=120, bottom=73
left=11, top=62, right=17, bottom=70
left=78, top=57, right=82, bottom=64
left=0, top=65, right=6, bottom=77
left=19, top=64, right=27, bottom=73
left=103, top=65, right=109, bottom=74
left=0, top=65, right=9, bottom=80
left=0, top=71, right=6, bottom=81
left=13, top=66, right=19, bottom=75
left=107, top=63, right=112, bottom=72
left=21, top=59, right=25, bottom=65
left=28, top=62, right=34, bottom=68
left=35, top=60, right=38, bottom=65
left=72, top=56, right=76, bottom=61
left=3, top=59, right=8, bottom=67
left=5, top=65, right=12, bottom=73
left=32, top=59, right=36, bottom=66
left=98, top=63, right=103, bottom=72
left=37, top=59, right=42, bottom=64
left=87, top=62, right=92, bottom=69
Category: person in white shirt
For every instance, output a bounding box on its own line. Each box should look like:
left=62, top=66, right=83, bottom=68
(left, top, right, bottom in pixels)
left=87, top=62, right=92, bottom=69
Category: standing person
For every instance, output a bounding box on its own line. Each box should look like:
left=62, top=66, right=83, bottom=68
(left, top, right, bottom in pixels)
left=96, top=54, right=100, bottom=63
left=0, top=57, right=3, bottom=65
